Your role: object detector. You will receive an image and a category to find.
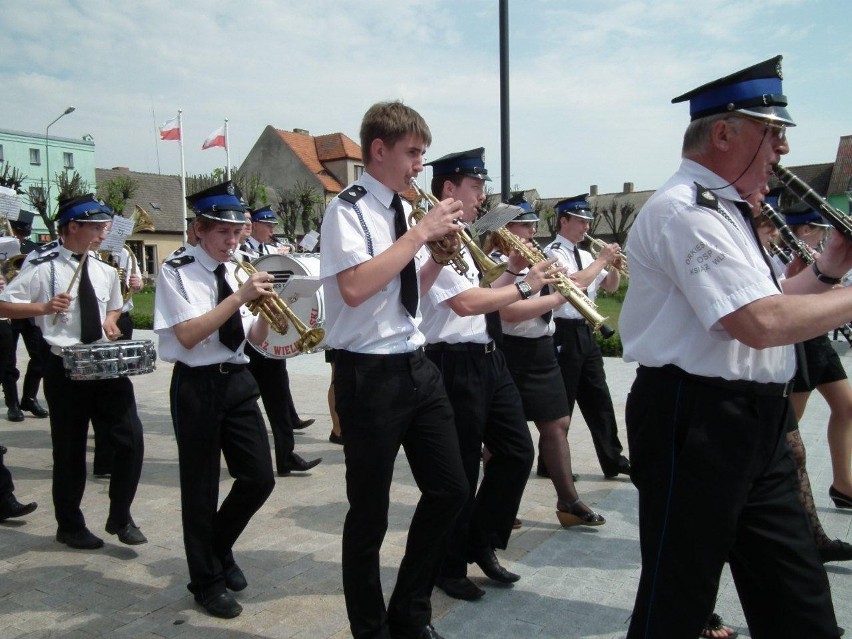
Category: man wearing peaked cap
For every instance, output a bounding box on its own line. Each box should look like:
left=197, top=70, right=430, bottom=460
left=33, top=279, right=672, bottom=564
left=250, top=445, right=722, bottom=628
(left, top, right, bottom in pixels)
left=544, top=195, right=630, bottom=481
left=0, top=192, right=147, bottom=551
left=619, top=56, right=847, bottom=638
left=154, top=179, right=278, bottom=618
left=426, top=147, right=492, bottom=183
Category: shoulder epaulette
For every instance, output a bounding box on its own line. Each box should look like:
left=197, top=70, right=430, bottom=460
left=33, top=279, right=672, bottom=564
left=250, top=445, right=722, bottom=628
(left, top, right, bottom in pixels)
left=35, top=240, right=60, bottom=254
left=30, top=252, right=59, bottom=265
left=165, top=255, right=195, bottom=268
left=490, top=249, right=504, bottom=259
left=170, top=246, right=187, bottom=257
left=548, top=242, right=562, bottom=251
left=338, top=185, right=367, bottom=204
left=694, top=182, right=719, bottom=212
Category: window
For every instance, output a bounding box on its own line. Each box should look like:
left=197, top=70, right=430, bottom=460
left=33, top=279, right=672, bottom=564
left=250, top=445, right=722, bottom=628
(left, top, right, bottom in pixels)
left=354, top=165, right=364, bottom=179
left=29, top=148, right=41, bottom=165
left=63, top=152, right=74, bottom=169
left=144, top=244, right=158, bottom=278
left=0, top=145, right=4, bottom=162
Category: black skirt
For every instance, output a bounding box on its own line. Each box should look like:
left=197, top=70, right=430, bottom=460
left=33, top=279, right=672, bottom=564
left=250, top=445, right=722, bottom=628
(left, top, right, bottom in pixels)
left=501, top=334, right=570, bottom=422
left=793, top=334, right=847, bottom=393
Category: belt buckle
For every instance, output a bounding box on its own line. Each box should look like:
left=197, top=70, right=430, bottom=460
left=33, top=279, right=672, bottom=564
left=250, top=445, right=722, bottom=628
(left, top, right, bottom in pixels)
left=484, top=341, right=495, bottom=354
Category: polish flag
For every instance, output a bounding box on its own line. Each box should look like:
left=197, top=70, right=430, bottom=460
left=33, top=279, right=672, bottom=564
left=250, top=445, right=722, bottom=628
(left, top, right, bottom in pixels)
left=159, top=116, right=181, bottom=141
left=202, top=126, right=226, bottom=150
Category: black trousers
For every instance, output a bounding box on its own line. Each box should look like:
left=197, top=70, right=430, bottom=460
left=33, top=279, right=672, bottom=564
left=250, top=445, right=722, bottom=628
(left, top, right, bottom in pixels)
left=426, top=346, right=533, bottom=577
left=626, top=366, right=839, bottom=639
left=0, top=446, right=13, bottom=498
left=43, top=354, right=144, bottom=532
left=0, top=320, right=18, bottom=406
left=247, top=347, right=299, bottom=473
left=554, top=320, right=626, bottom=474
left=169, top=363, right=274, bottom=599
left=10, top=318, right=46, bottom=402
left=335, top=349, right=468, bottom=639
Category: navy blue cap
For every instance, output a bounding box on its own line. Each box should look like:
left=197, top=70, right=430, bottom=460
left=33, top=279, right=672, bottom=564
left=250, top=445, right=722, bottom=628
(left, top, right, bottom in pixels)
left=555, top=194, right=593, bottom=221
left=56, top=194, right=113, bottom=226
left=425, top=147, right=491, bottom=181
left=671, top=55, right=794, bottom=126
left=186, top=180, right=245, bottom=223
left=11, top=209, right=34, bottom=230
left=782, top=201, right=830, bottom=227
left=763, top=187, right=783, bottom=211
left=250, top=206, right=277, bottom=224
left=506, top=193, right=539, bottom=222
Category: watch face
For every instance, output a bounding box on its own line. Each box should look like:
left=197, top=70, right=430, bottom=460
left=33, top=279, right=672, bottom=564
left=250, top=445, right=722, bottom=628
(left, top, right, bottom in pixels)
left=517, top=281, right=532, bottom=298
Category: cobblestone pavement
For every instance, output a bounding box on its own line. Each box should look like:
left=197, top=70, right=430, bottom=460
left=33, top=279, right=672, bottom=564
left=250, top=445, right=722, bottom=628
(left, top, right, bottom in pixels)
left=0, top=331, right=849, bottom=638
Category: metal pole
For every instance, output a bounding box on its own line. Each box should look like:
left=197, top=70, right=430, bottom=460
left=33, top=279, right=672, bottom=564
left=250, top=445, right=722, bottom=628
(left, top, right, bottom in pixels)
left=44, top=106, right=75, bottom=219
left=499, top=0, right=510, bottom=202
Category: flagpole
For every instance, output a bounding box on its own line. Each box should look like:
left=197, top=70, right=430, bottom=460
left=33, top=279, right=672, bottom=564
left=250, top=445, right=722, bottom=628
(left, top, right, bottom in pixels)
left=224, top=118, right=231, bottom=181
left=178, top=109, right=187, bottom=241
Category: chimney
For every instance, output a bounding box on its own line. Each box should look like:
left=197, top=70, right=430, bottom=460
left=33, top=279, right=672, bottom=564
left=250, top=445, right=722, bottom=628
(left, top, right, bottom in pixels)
left=623, top=182, right=634, bottom=193
left=293, top=128, right=310, bottom=135
left=589, top=185, right=598, bottom=196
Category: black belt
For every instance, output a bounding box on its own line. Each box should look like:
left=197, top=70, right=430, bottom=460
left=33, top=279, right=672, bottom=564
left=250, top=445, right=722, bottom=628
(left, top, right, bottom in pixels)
left=336, top=348, right=426, bottom=370
left=425, top=341, right=496, bottom=354
left=175, top=361, right=247, bottom=375
left=649, top=364, right=794, bottom=398
left=554, top=318, right=588, bottom=327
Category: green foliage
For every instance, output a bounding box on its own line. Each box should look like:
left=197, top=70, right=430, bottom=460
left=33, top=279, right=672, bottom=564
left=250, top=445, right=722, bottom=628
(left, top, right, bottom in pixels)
left=55, top=170, right=90, bottom=204
left=186, top=168, right=268, bottom=210
left=595, top=331, right=623, bottom=357
left=278, top=179, right=322, bottom=242
left=97, top=175, right=139, bottom=216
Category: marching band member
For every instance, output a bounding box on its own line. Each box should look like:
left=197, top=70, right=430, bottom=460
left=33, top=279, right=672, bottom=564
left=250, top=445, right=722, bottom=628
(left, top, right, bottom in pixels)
left=154, top=181, right=276, bottom=619
left=320, top=100, right=467, bottom=639
left=484, top=197, right=606, bottom=530
left=243, top=205, right=321, bottom=476
left=0, top=194, right=146, bottom=550
left=418, top=148, right=550, bottom=602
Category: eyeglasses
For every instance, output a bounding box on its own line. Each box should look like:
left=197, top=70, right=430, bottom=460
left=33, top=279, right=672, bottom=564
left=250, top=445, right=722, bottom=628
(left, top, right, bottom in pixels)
left=733, top=114, right=787, bottom=141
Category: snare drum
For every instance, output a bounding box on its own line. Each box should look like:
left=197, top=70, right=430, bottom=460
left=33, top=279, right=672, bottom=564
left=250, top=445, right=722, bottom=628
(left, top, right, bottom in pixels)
left=61, top=340, right=157, bottom=380
left=250, top=253, right=325, bottom=358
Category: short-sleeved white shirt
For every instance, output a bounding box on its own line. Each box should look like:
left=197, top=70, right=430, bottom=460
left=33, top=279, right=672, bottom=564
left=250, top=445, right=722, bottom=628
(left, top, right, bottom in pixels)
left=620, top=159, right=794, bottom=383
left=420, top=246, right=490, bottom=344
left=154, top=243, right=256, bottom=366
left=488, top=249, right=554, bottom=339
left=319, top=171, right=427, bottom=354
left=0, top=244, right=122, bottom=350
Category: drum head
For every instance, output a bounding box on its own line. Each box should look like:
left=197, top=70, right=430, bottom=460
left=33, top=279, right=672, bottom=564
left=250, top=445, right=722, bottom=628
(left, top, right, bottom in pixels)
left=249, top=253, right=325, bottom=358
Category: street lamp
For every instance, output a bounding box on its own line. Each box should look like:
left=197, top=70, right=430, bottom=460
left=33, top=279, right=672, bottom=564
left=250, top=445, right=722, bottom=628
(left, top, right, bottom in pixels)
left=44, top=106, right=76, bottom=219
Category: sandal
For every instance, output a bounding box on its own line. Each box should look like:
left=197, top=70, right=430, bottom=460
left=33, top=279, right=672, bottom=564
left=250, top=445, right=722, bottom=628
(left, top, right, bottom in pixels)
left=556, top=499, right=605, bottom=528
left=700, top=612, right=738, bottom=639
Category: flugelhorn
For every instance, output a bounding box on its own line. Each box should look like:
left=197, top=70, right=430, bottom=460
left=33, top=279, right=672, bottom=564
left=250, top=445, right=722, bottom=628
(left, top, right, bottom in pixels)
left=228, top=251, right=325, bottom=352
left=584, top=233, right=628, bottom=278
left=408, top=178, right=507, bottom=286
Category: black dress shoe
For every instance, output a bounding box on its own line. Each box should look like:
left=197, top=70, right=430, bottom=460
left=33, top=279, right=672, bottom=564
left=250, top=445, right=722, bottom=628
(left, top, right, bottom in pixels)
left=416, top=625, right=445, bottom=639
left=819, top=539, right=852, bottom=563
left=293, top=418, right=315, bottom=430
left=19, top=398, right=48, bottom=418
left=56, top=527, right=104, bottom=549
left=224, top=564, right=248, bottom=591
left=604, top=457, right=632, bottom=479
left=329, top=431, right=344, bottom=445
left=278, top=452, right=322, bottom=475
left=105, top=519, right=148, bottom=545
left=469, top=547, right=519, bottom=584
left=829, top=485, right=852, bottom=509
left=194, top=591, right=242, bottom=619
left=0, top=496, right=37, bottom=521
left=6, top=406, right=24, bottom=422
left=436, top=576, right=485, bottom=601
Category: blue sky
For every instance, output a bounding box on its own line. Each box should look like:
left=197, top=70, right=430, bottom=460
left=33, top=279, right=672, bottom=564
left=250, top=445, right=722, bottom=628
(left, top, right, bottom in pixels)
left=2, top=0, right=850, bottom=199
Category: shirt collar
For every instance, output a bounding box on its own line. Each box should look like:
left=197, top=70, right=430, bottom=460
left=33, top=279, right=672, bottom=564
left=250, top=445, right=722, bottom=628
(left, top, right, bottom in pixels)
left=190, top=243, right=222, bottom=272
left=679, top=158, right=748, bottom=207
left=361, top=170, right=398, bottom=211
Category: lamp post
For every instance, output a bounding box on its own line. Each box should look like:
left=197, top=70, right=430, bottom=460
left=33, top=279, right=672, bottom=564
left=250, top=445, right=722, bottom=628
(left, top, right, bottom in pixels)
left=44, top=106, right=76, bottom=219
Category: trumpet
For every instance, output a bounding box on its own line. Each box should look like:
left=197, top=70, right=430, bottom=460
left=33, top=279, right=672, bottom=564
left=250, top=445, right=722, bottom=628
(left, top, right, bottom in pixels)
left=408, top=178, right=507, bottom=286
left=584, top=233, right=628, bottom=278
left=228, top=251, right=325, bottom=352
left=495, top=226, right=610, bottom=334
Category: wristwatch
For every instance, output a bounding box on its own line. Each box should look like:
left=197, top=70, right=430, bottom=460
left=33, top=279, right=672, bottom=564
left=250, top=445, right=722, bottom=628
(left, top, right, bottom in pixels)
left=515, top=281, right=532, bottom=300
left=812, top=262, right=842, bottom=285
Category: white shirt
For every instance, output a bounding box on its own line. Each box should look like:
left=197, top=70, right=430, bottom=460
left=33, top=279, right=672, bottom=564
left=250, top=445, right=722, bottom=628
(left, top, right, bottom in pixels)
left=319, top=171, right=427, bottom=354
left=420, top=247, right=490, bottom=344
left=154, top=243, right=257, bottom=366
left=489, top=249, right=554, bottom=339
left=544, top=235, right=606, bottom=321
left=0, top=244, right=122, bottom=350
left=620, top=158, right=794, bottom=383
left=116, top=247, right=143, bottom=313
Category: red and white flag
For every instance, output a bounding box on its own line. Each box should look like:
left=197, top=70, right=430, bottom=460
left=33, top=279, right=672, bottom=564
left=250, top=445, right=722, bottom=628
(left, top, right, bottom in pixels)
left=159, top=116, right=181, bottom=141
left=202, top=126, right=226, bottom=150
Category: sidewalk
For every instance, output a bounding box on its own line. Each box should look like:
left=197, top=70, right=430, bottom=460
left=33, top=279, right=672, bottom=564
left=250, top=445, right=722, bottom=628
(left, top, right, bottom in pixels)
left=0, top=331, right=849, bottom=638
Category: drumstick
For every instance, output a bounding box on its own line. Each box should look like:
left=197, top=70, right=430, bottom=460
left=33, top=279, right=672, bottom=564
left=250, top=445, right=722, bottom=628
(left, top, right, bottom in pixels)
left=52, top=241, right=93, bottom=326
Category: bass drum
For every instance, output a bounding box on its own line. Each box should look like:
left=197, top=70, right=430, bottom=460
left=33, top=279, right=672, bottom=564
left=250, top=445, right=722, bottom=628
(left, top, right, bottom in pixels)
left=249, top=253, right=326, bottom=358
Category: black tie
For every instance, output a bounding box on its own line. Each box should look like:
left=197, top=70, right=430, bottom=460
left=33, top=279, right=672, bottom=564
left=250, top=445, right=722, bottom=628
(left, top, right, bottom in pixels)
left=736, top=201, right=809, bottom=387
left=540, top=284, right=552, bottom=323
left=214, top=263, right=246, bottom=352
left=573, top=244, right=583, bottom=270
left=391, top=194, right=418, bottom=318
left=72, top=253, right=101, bottom=344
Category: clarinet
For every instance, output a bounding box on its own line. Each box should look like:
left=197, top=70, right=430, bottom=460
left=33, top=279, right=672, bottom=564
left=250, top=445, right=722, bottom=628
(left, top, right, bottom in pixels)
left=762, top=202, right=852, bottom=346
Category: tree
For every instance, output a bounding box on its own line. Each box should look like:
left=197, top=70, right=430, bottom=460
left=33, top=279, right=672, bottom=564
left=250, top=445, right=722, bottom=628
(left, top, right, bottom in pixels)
left=592, top=200, right=636, bottom=247
left=186, top=167, right=268, bottom=210
left=276, top=179, right=322, bottom=243
left=97, top=175, right=139, bottom=216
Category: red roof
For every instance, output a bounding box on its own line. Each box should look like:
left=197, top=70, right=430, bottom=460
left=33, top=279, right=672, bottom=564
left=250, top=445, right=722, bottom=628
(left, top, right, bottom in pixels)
left=273, top=129, right=361, bottom=193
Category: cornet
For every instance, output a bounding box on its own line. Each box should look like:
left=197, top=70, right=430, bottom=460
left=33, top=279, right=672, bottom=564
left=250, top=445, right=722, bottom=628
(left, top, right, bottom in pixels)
left=408, top=179, right=507, bottom=286
left=584, top=234, right=628, bottom=278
